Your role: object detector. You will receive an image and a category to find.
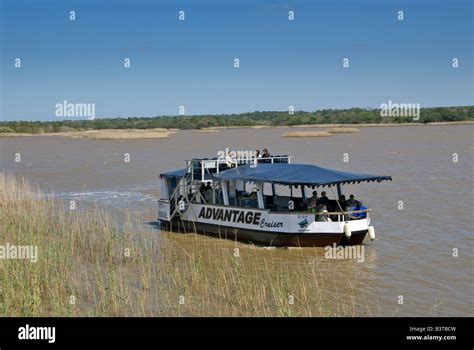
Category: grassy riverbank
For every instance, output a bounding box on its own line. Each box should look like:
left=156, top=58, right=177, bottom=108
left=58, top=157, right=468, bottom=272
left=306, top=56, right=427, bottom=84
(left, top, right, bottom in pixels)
left=0, top=173, right=375, bottom=316
left=0, top=128, right=177, bottom=139
left=1, top=121, right=472, bottom=139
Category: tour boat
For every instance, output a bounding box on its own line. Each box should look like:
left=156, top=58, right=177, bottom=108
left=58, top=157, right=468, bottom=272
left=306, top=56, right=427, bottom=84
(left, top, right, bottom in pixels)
left=157, top=155, right=392, bottom=247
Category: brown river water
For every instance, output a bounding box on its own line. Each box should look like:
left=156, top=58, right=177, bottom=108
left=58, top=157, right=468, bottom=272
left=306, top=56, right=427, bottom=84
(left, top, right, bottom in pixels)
left=1, top=125, right=473, bottom=316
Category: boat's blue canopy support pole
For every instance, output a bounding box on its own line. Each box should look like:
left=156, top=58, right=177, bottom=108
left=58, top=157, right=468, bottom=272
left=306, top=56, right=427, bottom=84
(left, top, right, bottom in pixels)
left=336, top=183, right=342, bottom=199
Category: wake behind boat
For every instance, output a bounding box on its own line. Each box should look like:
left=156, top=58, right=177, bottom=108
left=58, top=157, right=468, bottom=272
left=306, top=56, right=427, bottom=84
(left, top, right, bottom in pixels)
left=157, top=154, right=392, bottom=247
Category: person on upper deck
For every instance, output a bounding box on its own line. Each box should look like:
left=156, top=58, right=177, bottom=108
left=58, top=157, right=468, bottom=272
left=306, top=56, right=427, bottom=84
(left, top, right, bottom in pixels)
left=262, top=148, right=270, bottom=158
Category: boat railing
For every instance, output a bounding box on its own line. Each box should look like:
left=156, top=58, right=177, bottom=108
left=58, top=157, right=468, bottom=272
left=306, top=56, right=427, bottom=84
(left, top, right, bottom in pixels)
left=322, top=209, right=371, bottom=222
left=319, top=209, right=371, bottom=215
left=253, top=156, right=292, bottom=165
left=186, top=155, right=292, bottom=182
left=267, top=208, right=371, bottom=222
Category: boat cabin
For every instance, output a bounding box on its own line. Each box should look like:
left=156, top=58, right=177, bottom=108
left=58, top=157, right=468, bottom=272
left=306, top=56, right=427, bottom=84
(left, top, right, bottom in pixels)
left=159, top=155, right=390, bottom=223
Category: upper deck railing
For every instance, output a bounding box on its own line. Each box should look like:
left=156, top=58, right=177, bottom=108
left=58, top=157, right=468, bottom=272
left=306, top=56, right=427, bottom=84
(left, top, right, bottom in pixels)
left=186, top=155, right=292, bottom=182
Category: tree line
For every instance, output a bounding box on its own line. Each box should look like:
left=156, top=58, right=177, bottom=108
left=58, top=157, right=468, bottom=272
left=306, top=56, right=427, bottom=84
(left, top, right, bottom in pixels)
left=0, top=106, right=472, bottom=134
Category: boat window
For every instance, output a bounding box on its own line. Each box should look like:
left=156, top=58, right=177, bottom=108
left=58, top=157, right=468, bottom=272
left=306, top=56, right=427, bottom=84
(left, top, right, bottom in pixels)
left=263, top=183, right=273, bottom=196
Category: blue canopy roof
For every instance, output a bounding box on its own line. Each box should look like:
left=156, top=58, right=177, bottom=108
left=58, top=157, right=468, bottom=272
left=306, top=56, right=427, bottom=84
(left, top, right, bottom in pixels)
left=213, top=163, right=392, bottom=187
left=160, top=168, right=187, bottom=179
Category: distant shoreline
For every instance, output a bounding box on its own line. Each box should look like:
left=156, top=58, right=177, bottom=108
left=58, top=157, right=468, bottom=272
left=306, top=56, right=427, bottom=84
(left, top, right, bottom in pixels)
left=207, top=120, right=474, bottom=129
left=1, top=106, right=472, bottom=135
left=0, top=121, right=472, bottom=139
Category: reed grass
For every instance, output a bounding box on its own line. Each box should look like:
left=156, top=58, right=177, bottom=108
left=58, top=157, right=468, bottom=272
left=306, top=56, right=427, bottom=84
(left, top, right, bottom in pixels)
left=283, top=131, right=332, bottom=138
left=197, top=128, right=219, bottom=133
left=58, top=129, right=175, bottom=139
left=0, top=173, right=376, bottom=317
left=327, top=127, right=360, bottom=134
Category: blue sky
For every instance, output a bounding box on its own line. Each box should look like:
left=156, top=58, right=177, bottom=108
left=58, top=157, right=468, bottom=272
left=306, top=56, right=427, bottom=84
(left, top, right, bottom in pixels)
left=1, top=0, right=472, bottom=121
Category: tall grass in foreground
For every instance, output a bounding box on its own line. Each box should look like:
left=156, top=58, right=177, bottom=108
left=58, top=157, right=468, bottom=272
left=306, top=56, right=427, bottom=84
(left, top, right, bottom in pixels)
left=0, top=173, right=377, bottom=316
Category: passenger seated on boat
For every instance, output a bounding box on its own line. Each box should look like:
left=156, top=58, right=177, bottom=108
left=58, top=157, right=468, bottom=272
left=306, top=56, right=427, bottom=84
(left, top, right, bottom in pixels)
left=315, top=206, right=332, bottom=222
left=260, top=148, right=271, bottom=163
left=345, top=194, right=360, bottom=207
left=338, top=195, right=347, bottom=211
left=316, top=203, right=327, bottom=212
left=224, top=153, right=237, bottom=168
left=317, top=191, right=329, bottom=206
left=219, top=162, right=230, bottom=171
left=325, top=200, right=338, bottom=212
left=323, top=200, right=339, bottom=220
left=352, top=201, right=368, bottom=219
left=345, top=205, right=356, bottom=220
